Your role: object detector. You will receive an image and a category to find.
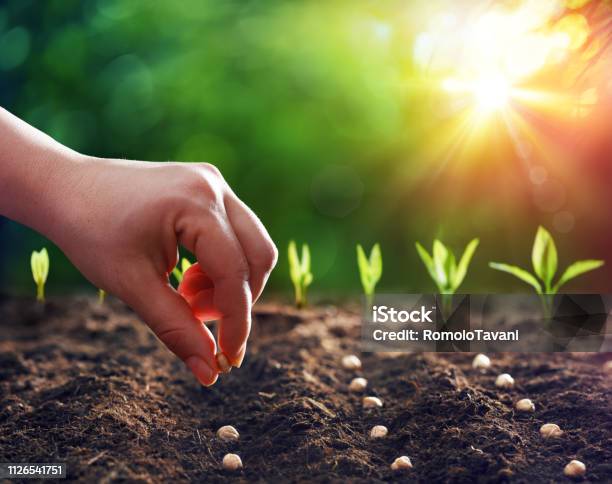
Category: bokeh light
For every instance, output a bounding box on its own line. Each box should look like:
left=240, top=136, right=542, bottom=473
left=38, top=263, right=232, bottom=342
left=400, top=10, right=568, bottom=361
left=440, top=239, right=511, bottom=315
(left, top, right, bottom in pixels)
left=0, top=0, right=611, bottom=296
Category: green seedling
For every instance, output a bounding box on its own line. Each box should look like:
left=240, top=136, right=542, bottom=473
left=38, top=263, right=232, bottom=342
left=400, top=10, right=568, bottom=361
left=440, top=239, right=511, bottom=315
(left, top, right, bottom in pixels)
left=356, top=243, right=382, bottom=307
left=98, top=289, right=106, bottom=304
left=288, top=241, right=313, bottom=308
left=31, top=248, right=49, bottom=303
left=489, top=225, right=604, bottom=317
left=172, top=257, right=193, bottom=284
left=416, top=238, right=479, bottom=317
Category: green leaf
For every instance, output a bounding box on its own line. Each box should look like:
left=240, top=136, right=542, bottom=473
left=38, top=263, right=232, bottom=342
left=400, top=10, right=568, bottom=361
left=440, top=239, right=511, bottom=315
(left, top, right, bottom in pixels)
left=553, top=259, right=605, bottom=293
left=289, top=241, right=313, bottom=306
left=489, top=262, right=542, bottom=294
left=31, top=248, right=49, bottom=285
left=288, top=241, right=300, bottom=286
left=301, top=244, right=311, bottom=275
left=181, top=258, right=192, bottom=274
left=172, top=267, right=183, bottom=283
left=356, top=244, right=372, bottom=295
left=532, top=226, right=557, bottom=290
left=303, top=272, right=313, bottom=287
left=445, top=250, right=457, bottom=290
left=452, top=238, right=479, bottom=291
left=369, top=243, right=382, bottom=286
left=30, top=252, right=39, bottom=283
left=432, top=240, right=449, bottom=288
left=416, top=242, right=442, bottom=292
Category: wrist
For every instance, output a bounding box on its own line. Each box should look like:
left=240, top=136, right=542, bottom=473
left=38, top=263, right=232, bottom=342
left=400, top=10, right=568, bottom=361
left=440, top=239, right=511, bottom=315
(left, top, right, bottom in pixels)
left=1, top=148, right=86, bottom=243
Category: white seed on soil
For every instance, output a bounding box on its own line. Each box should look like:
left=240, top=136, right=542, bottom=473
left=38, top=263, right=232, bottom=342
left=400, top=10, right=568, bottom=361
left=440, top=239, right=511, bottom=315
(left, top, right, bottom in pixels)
left=349, top=377, right=368, bottom=392
left=495, top=373, right=515, bottom=388
left=370, top=425, right=388, bottom=439
left=563, top=459, right=586, bottom=477
left=391, top=456, right=413, bottom=471
left=603, top=360, right=612, bottom=373
left=222, top=453, right=243, bottom=471
left=342, top=355, right=362, bottom=370
left=472, top=354, right=491, bottom=369
left=540, top=423, right=563, bottom=438
left=362, top=396, right=383, bottom=408
left=216, top=425, right=240, bottom=441
left=515, top=398, right=535, bottom=412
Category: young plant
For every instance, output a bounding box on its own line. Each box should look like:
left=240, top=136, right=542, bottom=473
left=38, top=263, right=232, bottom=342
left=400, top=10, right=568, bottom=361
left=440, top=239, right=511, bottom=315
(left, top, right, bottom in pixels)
left=288, top=241, right=313, bottom=308
left=172, top=257, right=193, bottom=284
left=31, top=248, right=49, bottom=303
left=415, top=238, right=479, bottom=317
left=489, top=225, right=604, bottom=317
left=356, top=243, right=382, bottom=306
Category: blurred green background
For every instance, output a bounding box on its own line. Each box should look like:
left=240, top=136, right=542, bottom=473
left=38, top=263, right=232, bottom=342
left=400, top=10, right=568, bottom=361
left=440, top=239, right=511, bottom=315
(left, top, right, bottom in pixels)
left=1, top=0, right=611, bottom=300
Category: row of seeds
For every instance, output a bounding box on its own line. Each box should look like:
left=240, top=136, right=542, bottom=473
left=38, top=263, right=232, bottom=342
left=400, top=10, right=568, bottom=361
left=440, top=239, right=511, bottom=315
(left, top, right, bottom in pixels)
left=342, top=352, right=596, bottom=478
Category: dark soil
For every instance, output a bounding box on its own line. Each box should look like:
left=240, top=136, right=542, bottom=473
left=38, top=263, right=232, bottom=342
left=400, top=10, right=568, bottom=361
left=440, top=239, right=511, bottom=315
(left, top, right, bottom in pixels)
left=0, top=296, right=610, bottom=483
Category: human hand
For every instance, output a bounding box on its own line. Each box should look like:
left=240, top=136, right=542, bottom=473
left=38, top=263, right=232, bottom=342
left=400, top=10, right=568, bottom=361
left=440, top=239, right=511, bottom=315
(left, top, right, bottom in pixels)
left=48, top=157, right=277, bottom=386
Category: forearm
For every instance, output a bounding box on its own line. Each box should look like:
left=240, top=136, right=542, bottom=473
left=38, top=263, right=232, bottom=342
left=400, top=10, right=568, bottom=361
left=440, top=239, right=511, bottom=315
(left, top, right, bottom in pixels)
left=0, top=107, right=83, bottom=240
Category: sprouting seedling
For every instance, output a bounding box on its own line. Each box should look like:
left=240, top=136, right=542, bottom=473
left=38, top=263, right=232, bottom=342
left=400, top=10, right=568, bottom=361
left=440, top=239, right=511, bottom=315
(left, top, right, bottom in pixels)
left=172, top=257, right=193, bottom=284
left=489, top=225, right=604, bottom=317
left=31, top=248, right=49, bottom=303
left=288, top=241, right=313, bottom=308
left=415, top=238, right=479, bottom=317
left=356, top=243, right=382, bottom=306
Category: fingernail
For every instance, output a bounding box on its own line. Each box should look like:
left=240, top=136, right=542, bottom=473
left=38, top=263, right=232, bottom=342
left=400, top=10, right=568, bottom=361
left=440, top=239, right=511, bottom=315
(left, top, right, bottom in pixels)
left=186, top=356, right=218, bottom=387
left=216, top=352, right=232, bottom=374
left=231, top=345, right=247, bottom=368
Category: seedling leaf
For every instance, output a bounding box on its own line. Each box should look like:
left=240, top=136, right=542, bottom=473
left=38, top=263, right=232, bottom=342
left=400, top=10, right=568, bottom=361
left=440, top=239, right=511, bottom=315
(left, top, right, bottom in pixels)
left=532, top=226, right=557, bottom=291
left=433, top=240, right=449, bottom=288
left=553, top=259, right=604, bottom=293
left=288, top=240, right=300, bottom=287
left=490, top=226, right=604, bottom=317
left=356, top=245, right=371, bottom=293
left=288, top=241, right=313, bottom=308
left=31, top=248, right=49, bottom=302
left=415, top=242, right=441, bottom=292
left=489, top=262, right=542, bottom=294
left=301, top=244, right=311, bottom=275
left=417, top=239, right=478, bottom=295
left=370, top=243, right=383, bottom=283
left=172, top=257, right=193, bottom=283
left=303, top=272, right=313, bottom=287
left=356, top=243, right=383, bottom=301
left=453, top=238, right=479, bottom=290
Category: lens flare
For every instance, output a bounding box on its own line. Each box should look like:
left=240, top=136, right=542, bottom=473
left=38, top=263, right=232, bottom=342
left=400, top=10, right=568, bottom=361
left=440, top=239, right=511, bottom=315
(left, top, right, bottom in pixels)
left=442, top=74, right=512, bottom=114
left=473, top=76, right=511, bottom=112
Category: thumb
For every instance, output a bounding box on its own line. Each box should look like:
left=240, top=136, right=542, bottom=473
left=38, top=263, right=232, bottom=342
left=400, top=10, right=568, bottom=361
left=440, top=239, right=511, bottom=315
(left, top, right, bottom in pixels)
left=123, top=272, right=219, bottom=387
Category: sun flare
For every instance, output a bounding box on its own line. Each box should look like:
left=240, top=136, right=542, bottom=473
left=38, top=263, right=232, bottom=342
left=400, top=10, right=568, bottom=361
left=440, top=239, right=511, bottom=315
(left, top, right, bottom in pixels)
left=413, top=0, right=604, bottom=174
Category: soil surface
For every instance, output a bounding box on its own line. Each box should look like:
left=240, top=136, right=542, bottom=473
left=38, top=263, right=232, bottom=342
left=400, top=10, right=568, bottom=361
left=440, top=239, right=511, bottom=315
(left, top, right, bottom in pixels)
left=0, top=295, right=610, bottom=483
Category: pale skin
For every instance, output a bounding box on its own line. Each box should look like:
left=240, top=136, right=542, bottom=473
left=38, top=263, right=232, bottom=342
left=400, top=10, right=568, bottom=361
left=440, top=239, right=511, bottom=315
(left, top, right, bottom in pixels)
left=0, top=107, right=278, bottom=387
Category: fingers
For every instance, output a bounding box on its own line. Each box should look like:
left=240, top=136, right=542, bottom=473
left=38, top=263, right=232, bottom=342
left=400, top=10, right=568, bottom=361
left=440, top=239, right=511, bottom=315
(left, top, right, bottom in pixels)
left=124, top=272, right=219, bottom=386
left=224, top=192, right=278, bottom=302
left=178, top=262, right=220, bottom=322
left=176, top=209, right=252, bottom=367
